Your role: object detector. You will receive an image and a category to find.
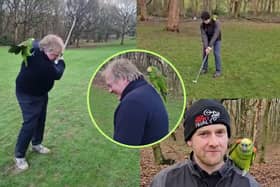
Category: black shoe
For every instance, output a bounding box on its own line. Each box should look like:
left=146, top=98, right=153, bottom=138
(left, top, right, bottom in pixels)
left=213, top=72, right=221, bottom=78
left=201, top=69, right=208, bottom=74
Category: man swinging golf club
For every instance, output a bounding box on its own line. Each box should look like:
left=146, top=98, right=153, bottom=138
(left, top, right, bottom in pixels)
left=200, top=11, right=222, bottom=78
left=13, top=17, right=76, bottom=171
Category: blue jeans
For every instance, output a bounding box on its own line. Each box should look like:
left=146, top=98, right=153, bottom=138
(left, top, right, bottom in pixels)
left=202, top=40, right=222, bottom=72
left=15, top=91, right=48, bottom=158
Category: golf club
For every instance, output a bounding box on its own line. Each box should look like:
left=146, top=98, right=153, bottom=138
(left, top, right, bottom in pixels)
left=192, top=54, right=208, bottom=84
left=54, top=16, right=76, bottom=64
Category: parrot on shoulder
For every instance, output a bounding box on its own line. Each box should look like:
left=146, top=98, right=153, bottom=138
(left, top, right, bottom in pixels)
left=212, top=10, right=218, bottom=21
left=147, top=66, right=168, bottom=102
left=229, top=138, right=257, bottom=176
left=8, top=38, right=35, bottom=66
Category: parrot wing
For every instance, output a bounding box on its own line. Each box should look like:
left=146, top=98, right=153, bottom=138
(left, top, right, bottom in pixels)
left=8, top=45, right=22, bottom=54
left=229, top=141, right=239, bottom=156
left=158, top=77, right=167, bottom=102
left=8, top=38, right=34, bottom=66
left=147, top=66, right=168, bottom=102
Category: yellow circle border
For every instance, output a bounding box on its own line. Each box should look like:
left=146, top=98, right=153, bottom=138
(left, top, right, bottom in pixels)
left=87, top=49, right=187, bottom=148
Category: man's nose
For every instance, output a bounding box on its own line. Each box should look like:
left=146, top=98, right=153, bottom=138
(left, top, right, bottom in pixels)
left=208, top=134, right=219, bottom=146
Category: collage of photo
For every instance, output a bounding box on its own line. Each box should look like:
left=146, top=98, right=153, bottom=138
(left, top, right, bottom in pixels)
left=1, top=0, right=280, bottom=186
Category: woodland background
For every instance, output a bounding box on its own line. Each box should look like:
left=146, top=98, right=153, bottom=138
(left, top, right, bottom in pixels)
left=0, top=0, right=136, bottom=46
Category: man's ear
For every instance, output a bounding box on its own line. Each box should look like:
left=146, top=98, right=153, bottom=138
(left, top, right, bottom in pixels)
left=187, top=140, right=192, bottom=147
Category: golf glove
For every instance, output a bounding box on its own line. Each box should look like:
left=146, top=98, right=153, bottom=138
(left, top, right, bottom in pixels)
left=54, top=55, right=64, bottom=64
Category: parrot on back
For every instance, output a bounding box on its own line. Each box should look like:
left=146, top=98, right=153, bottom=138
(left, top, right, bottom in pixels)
left=147, top=66, right=168, bottom=102
left=229, top=138, right=257, bottom=176
left=8, top=38, right=35, bottom=66
left=212, top=10, right=218, bottom=21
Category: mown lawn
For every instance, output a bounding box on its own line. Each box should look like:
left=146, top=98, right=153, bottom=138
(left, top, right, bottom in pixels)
left=137, top=20, right=280, bottom=98
left=0, top=40, right=140, bottom=186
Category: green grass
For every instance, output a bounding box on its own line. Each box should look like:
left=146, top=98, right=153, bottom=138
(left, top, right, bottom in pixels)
left=89, top=85, right=184, bottom=141
left=137, top=20, right=280, bottom=98
left=0, top=40, right=140, bottom=186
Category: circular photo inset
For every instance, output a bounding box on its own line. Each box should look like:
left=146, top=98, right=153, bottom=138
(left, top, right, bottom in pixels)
left=87, top=49, right=186, bottom=148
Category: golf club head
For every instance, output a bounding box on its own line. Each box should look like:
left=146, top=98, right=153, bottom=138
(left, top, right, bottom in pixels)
left=192, top=55, right=208, bottom=85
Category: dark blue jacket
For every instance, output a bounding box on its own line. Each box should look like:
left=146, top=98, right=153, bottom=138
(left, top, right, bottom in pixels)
left=16, top=48, right=65, bottom=96
left=113, top=77, right=169, bottom=146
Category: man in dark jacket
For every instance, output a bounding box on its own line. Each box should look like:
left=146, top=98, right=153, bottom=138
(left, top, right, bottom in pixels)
left=200, top=11, right=222, bottom=78
left=102, top=58, right=169, bottom=146
left=14, top=34, right=65, bottom=170
left=150, top=99, right=260, bottom=187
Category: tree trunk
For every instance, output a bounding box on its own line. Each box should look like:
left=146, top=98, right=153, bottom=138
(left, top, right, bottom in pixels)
left=240, top=99, right=247, bottom=137
left=152, top=144, right=175, bottom=165
left=166, top=0, right=180, bottom=32
left=251, top=0, right=258, bottom=15
left=232, top=0, right=241, bottom=18
left=13, top=0, right=20, bottom=44
left=139, top=0, right=148, bottom=21
left=259, top=100, right=271, bottom=163
left=252, top=99, right=262, bottom=145
left=75, top=36, right=80, bottom=48
left=243, top=0, right=249, bottom=14
left=0, top=1, right=4, bottom=36
left=202, top=0, right=211, bottom=12
left=189, top=0, right=198, bottom=18
left=120, top=32, right=125, bottom=45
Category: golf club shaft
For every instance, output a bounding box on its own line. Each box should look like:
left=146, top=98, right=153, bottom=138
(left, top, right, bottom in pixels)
left=64, top=16, right=77, bottom=49
left=193, top=54, right=208, bottom=82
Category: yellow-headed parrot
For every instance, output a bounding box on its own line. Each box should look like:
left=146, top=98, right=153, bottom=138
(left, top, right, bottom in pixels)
left=8, top=38, right=35, bottom=66
left=147, top=66, right=168, bottom=102
left=229, top=138, right=257, bottom=176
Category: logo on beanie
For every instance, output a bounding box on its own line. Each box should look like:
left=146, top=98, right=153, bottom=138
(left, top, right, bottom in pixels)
left=194, top=109, right=220, bottom=128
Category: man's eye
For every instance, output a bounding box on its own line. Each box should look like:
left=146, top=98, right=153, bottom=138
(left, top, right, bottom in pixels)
left=199, top=132, right=208, bottom=137
left=216, top=130, right=225, bottom=136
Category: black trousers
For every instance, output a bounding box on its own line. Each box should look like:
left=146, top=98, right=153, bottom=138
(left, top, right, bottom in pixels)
left=15, top=91, right=48, bottom=158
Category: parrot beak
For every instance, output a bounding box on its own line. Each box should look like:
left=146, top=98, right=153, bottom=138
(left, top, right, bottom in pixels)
left=241, top=144, right=248, bottom=152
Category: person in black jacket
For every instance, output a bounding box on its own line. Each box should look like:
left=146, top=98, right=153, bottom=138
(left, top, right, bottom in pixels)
left=102, top=58, right=169, bottom=146
left=150, top=99, right=260, bottom=187
left=14, top=34, right=66, bottom=170
left=200, top=11, right=222, bottom=78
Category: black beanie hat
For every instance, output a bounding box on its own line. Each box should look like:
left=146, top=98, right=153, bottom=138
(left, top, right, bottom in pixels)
left=184, top=99, right=231, bottom=141
left=201, top=11, right=210, bottom=20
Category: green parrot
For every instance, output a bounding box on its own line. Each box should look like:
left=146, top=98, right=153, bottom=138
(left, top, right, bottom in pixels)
left=229, top=138, right=257, bottom=176
left=212, top=10, right=218, bottom=21
left=147, top=65, right=168, bottom=102
left=8, top=38, right=35, bottom=66
left=212, top=14, right=218, bottom=21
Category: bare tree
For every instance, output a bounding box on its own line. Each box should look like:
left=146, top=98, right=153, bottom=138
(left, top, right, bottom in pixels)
left=5, top=0, right=21, bottom=43
left=110, top=0, right=136, bottom=45
left=66, top=0, right=99, bottom=47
